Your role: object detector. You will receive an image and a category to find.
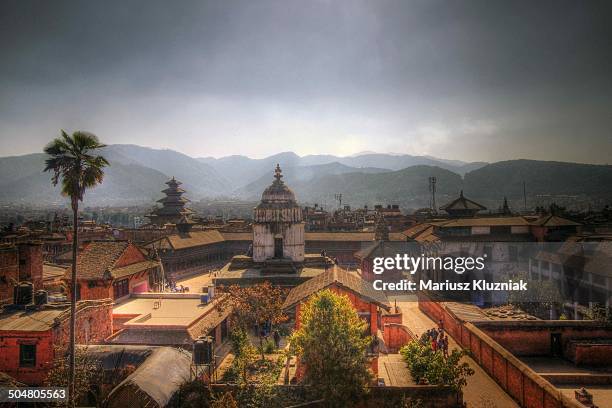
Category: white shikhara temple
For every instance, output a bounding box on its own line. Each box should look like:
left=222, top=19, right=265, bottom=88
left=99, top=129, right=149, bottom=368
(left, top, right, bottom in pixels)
left=253, top=164, right=305, bottom=263
left=214, top=164, right=333, bottom=287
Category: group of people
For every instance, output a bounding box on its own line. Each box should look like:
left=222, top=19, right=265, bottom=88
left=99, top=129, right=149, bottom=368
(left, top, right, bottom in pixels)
left=165, top=279, right=189, bottom=293
left=423, top=319, right=449, bottom=358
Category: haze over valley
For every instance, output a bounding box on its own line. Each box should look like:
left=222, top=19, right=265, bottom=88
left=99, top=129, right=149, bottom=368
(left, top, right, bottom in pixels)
left=1, top=144, right=610, bottom=211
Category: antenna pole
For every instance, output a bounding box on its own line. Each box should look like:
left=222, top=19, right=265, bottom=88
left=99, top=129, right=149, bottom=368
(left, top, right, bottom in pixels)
left=429, top=176, right=437, bottom=215
left=523, top=181, right=527, bottom=212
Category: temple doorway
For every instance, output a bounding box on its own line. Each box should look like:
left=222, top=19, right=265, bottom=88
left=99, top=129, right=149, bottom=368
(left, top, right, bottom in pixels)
left=274, top=237, right=283, bottom=258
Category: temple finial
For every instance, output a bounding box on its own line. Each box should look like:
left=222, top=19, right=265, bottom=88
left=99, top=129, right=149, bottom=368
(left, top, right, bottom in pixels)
left=274, top=163, right=283, bottom=182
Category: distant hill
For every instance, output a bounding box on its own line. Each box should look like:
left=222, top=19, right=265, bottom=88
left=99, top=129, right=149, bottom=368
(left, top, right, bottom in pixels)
left=104, top=145, right=230, bottom=197
left=0, top=153, right=168, bottom=206
left=0, top=148, right=610, bottom=209
left=236, top=165, right=464, bottom=209
left=237, top=162, right=389, bottom=199
left=199, top=152, right=487, bottom=188
left=297, top=165, right=465, bottom=208
left=463, top=160, right=612, bottom=207
left=198, top=151, right=302, bottom=188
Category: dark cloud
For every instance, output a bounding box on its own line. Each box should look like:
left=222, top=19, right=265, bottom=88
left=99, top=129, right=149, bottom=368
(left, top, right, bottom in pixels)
left=0, top=0, right=611, bottom=162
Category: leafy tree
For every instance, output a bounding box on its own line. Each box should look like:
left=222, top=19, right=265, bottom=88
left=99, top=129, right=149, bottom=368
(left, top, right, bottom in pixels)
left=290, top=289, right=372, bottom=407
left=225, top=282, right=287, bottom=360
left=507, top=271, right=562, bottom=318
left=223, top=328, right=257, bottom=383
left=585, top=303, right=612, bottom=324
left=44, top=130, right=109, bottom=405
left=400, top=340, right=473, bottom=392
left=211, top=392, right=239, bottom=408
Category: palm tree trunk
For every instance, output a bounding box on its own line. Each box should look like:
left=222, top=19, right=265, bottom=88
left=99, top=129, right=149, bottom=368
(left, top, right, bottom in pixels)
left=68, top=200, right=78, bottom=406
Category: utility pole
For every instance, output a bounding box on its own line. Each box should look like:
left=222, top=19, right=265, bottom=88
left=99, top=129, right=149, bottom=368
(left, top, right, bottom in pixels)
left=334, top=193, right=343, bottom=210
left=523, top=181, right=527, bottom=213
left=428, top=176, right=437, bottom=214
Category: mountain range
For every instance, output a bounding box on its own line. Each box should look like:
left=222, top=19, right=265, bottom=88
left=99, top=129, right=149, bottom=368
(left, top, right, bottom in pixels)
left=0, top=144, right=610, bottom=210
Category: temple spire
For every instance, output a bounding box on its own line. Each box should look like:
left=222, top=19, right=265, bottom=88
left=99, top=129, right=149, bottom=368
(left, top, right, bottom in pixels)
left=274, top=163, right=283, bottom=183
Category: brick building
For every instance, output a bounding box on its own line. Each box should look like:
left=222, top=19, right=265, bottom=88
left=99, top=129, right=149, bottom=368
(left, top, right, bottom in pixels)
left=283, top=267, right=391, bottom=378
left=108, top=293, right=231, bottom=351
left=65, top=241, right=161, bottom=301
left=0, top=298, right=113, bottom=385
left=0, top=242, right=43, bottom=305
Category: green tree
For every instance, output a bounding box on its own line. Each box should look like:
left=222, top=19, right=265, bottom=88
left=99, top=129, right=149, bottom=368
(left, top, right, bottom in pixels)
left=400, top=340, right=473, bottom=392
left=290, top=289, right=372, bottom=407
left=226, top=282, right=287, bottom=361
left=507, top=271, right=563, bottom=318
left=43, top=130, right=109, bottom=405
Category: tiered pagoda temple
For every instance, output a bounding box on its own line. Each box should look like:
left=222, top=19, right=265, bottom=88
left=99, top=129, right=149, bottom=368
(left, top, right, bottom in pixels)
left=148, top=177, right=194, bottom=226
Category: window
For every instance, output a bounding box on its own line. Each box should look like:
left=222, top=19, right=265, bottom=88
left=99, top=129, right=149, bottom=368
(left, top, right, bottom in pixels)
left=113, top=278, right=129, bottom=299
left=19, top=344, right=36, bottom=367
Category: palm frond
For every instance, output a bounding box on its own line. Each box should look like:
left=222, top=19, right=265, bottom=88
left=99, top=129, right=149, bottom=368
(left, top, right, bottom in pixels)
left=43, top=130, right=109, bottom=200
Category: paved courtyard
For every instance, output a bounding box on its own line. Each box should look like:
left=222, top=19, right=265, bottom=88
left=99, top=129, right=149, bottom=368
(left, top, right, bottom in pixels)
left=378, top=353, right=413, bottom=386
left=175, top=270, right=214, bottom=292
left=388, top=294, right=519, bottom=408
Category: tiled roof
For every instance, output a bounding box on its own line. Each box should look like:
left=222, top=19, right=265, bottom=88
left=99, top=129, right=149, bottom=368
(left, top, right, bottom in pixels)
left=0, top=300, right=112, bottom=332
left=220, top=232, right=251, bottom=241
left=354, top=241, right=417, bottom=260
left=0, top=308, right=65, bottom=331
left=283, top=267, right=391, bottom=311
left=389, top=232, right=408, bottom=241
left=43, top=263, right=68, bottom=280
left=165, top=230, right=225, bottom=250
left=187, top=298, right=232, bottom=339
left=532, top=215, right=581, bottom=227
left=434, top=216, right=531, bottom=227
left=111, top=260, right=160, bottom=280
left=73, top=241, right=130, bottom=280
left=64, top=241, right=157, bottom=281
left=305, top=232, right=375, bottom=242
left=440, top=191, right=486, bottom=211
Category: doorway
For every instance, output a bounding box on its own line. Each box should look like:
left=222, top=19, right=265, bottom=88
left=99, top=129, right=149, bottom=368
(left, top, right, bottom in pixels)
left=274, top=237, right=283, bottom=258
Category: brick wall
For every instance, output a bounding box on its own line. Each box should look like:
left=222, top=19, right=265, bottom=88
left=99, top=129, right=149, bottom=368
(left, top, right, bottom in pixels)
left=79, top=280, right=113, bottom=300
left=474, top=321, right=612, bottom=358
left=0, top=245, right=19, bottom=304
left=381, top=312, right=402, bottom=325
left=113, top=244, right=147, bottom=268
left=0, top=330, right=54, bottom=385
left=0, top=299, right=113, bottom=385
left=383, top=323, right=415, bottom=352
left=17, top=242, right=43, bottom=291
left=53, top=299, right=114, bottom=347
left=418, top=295, right=586, bottom=408
left=566, top=341, right=612, bottom=366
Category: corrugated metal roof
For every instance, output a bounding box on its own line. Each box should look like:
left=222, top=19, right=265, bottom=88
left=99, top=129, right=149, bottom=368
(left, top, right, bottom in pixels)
left=0, top=308, right=65, bottom=331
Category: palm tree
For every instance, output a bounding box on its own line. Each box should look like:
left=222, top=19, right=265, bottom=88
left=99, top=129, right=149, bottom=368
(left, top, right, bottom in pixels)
left=43, top=130, right=109, bottom=405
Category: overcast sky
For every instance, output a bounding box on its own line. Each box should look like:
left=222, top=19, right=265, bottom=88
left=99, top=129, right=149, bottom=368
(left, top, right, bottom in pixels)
left=1, top=0, right=611, bottom=163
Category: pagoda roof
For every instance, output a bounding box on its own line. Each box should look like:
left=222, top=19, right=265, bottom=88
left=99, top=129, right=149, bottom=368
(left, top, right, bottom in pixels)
left=440, top=191, right=487, bottom=211
left=150, top=207, right=194, bottom=216
left=165, top=177, right=182, bottom=186
left=161, top=187, right=186, bottom=195
left=156, top=196, right=190, bottom=204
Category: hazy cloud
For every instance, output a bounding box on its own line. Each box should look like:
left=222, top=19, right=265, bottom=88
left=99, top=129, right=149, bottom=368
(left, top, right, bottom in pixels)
left=0, top=0, right=611, bottom=163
